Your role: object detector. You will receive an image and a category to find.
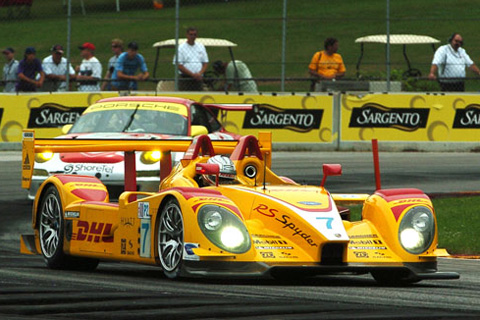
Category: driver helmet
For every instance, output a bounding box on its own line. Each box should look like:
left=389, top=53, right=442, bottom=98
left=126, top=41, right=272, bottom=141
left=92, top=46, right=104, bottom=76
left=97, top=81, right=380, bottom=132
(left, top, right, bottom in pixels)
left=203, top=155, right=237, bottom=185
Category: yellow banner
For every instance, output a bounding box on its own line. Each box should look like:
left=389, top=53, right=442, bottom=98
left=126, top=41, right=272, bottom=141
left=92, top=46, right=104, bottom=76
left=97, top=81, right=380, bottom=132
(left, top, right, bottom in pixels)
left=341, top=93, right=480, bottom=142
left=0, top=92, right=333, bottom=143
left=151, top=93, right=334, bottom=143
left=0, top=92, right=118, bottom=142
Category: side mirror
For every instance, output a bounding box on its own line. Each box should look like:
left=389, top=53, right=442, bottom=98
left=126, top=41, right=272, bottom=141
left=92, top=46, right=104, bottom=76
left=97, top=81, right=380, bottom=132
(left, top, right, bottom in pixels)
left=195, top=163, right=220, bottom=186
left=191, top=125, right=208, bottom=137
left=61, top=124, right=73, bottom=134
left=320, top=164, right=342, bottom=187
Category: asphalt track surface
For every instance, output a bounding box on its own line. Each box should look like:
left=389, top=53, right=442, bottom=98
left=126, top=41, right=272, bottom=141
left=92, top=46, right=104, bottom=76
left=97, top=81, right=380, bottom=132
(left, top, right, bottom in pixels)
left=1, top=151, right=480, bottom=319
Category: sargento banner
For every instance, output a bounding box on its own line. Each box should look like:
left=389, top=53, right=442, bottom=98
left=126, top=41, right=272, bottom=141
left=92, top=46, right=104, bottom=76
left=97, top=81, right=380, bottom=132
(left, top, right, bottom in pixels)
left=3, top=92, right=480, bottom=145
left=349, top=103, right=429, bottom=132
left=243, top=104, right=323, bottom=132
left=341, top=93, right=480, bottom=142
left=0, top=92, right=333, bottom=144
left=0, top=93, right=118, bottom=142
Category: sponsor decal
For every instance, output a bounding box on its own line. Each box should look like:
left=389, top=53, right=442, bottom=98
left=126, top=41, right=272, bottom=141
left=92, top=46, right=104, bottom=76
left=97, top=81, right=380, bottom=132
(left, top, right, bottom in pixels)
left=120, top=217, right=135, bottom=227
left=65, top=211, right=80, bottom=218
left=64, top=164, right=114, bottom=174
left=22, top=153, right=31, bottom=171
left=253, top=239, right=288, bottom=245
left=120, top=238, right=135, bottom=255
left=27, top=103, right=85, bottom=128
left=251, top=234, right=281, bottom=239
left=253, top=204, right=318, bottom=247
left=453, top=104, right=480, bottom=128
left=297, top=201, right=322, bottom=206
left=22, top=131, right=34, bottom=139
left=349, top=239, right=383, bottom=245
left=353, top=251, right=369, bottom=258
left=260, top=252, right=275, bottom=258
left=349, top=234, right=379, bottom=239
left=72, top=220, right=113, bottom=242
left=89, top=102, right=184, bottom=114
left=243, top=104, right=323, bottom=133
left=349, top=246, right=387, bottom=250
left=138, top=202, right=150, bottom=219
left=255, top=246, right=293, bottom=250
left=349, top=103, right=429, bottom=131
left=183, top=243, right=200, bottom=261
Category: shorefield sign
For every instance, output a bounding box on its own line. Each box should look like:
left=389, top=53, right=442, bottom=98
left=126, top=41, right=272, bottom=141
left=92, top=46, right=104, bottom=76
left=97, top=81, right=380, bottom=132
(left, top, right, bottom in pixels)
left=2, top=91, right=480, bottom=149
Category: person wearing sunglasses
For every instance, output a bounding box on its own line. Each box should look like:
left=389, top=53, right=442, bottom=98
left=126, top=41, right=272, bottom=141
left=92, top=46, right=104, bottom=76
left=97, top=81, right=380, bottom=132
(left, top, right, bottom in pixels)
left=428, top=33, right=480, bottom=92
left=101, top=38, right=124, bottom=91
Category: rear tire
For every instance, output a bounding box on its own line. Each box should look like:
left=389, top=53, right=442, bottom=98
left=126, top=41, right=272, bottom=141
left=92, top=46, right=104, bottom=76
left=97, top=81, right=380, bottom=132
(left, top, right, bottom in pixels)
left=157, top=198, right=184, bottom=279
left=38, top=185, right=98, bottom=271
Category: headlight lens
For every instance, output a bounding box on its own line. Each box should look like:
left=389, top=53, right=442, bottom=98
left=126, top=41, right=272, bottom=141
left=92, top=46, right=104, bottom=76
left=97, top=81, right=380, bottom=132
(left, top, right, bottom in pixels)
left=35, top=152, right=54, bottom=163
left=197, top=205, right=251, bottom=254
left=203, top=210, right=223, bottom=231
left=398, top=206, right=435, bottom=254
left=140, top=151, right=162, bottom=164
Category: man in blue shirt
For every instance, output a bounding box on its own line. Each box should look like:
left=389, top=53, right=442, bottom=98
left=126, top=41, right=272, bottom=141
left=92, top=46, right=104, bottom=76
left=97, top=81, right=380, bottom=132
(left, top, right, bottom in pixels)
left=16, top=47, right=45, bottom=92
left=111, top=41, right=149, bottom=90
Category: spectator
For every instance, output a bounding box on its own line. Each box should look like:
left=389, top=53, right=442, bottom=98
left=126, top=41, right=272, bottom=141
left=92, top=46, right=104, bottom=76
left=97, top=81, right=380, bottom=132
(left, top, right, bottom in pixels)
left=41, top=44, right=76, bottom=92
left=2, top=47, right=19, bottom=93
left=16, top=47, right=44, bottom=92
left=111, top=41, right=149, bottom=91
left=76, top=42, right=102, bottom=92
left=213, top=60, right=257, bottom=92
left=428, top=33, right=480, bottom=92
left=101, top=38, right=123, bottom=91
left=173, top=27, right=209, bottom=91
left=308, top=37, right=346, bottom=91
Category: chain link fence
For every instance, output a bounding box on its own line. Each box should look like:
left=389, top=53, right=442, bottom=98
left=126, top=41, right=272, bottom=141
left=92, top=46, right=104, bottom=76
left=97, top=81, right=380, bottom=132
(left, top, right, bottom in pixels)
left=1, top=0, right=480, bottom=93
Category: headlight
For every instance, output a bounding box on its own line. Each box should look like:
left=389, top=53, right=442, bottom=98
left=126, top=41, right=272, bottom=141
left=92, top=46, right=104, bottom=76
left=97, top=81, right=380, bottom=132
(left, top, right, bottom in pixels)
left=35, top=152, right=54, bottom=163
left=140, top=151, right=162, bottom=164
left=197, top=205, right=251, bottom=254
left=398, top=206, right=435, bottom=254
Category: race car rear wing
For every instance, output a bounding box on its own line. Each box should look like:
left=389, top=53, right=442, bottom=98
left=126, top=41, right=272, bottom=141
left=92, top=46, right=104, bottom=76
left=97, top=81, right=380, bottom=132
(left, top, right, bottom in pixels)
left=202, top=103, right=253, bottom=111
left=21, top=130, right=272, bottom=191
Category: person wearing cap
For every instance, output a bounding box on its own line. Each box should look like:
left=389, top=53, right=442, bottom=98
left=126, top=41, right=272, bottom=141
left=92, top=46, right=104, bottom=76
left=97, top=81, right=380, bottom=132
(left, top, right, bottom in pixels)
left=173, top=27, right=209, bottom=91
left=111, top=41, right=149, bottom=91
left=2, top=47, right=19, bottom=93
left=76, top=42, right=102, bottom=92
left=41, top=45, right=76, bottom=92
left=101, top=38, right=124, bottom=91
left=212, top=60, right=257, bottom=92
left=16, top=47, right=45, bottom=92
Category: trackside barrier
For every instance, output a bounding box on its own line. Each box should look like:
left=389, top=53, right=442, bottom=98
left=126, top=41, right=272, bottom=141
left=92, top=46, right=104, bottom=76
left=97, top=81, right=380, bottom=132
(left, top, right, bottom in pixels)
left=2, top=91, right=480, bottom=151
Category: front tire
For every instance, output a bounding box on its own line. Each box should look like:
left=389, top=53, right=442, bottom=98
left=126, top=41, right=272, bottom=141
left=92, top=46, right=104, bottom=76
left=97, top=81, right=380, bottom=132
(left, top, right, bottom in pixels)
left=157, top=198, right=184, bottom=278
left=38, top=185, right=98, bottom=271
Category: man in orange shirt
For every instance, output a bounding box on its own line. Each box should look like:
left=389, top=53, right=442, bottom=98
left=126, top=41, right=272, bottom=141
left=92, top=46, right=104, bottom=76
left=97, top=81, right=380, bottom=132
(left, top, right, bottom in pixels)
left=308, top=37, right=346, bottom=91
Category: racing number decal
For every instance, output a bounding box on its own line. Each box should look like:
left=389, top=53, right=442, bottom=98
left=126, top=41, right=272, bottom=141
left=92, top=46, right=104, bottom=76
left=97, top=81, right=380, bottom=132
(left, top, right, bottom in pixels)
left=140, top=219, right=151, bottom=258
left=316, top=217, right=334, bottom=230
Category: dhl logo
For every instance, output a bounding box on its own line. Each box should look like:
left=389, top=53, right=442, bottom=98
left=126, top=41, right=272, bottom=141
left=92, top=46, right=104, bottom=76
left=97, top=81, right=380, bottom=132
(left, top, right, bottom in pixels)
left=72, top=220, right=114, bottom=243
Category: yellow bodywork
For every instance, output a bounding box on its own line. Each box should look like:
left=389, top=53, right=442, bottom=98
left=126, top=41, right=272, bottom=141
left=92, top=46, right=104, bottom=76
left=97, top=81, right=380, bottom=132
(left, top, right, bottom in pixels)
left=20, top=129, right=451, bottom=279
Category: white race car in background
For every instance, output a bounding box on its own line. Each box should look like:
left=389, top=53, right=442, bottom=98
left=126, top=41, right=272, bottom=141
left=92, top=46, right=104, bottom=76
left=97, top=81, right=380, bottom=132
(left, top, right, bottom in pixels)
left=30, top=96, right=247, bottom=199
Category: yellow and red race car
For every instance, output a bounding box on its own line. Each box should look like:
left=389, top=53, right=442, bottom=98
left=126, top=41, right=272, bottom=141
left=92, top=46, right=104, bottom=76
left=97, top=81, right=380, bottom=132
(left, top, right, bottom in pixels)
left=20, top=130, right=459, bottom=285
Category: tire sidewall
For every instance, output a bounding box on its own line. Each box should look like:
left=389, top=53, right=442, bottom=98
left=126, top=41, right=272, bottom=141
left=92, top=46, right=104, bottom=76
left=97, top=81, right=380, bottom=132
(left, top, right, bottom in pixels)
left=157, top=198, right=184, bottom=279
left=39, top=185, right=67, bottom=268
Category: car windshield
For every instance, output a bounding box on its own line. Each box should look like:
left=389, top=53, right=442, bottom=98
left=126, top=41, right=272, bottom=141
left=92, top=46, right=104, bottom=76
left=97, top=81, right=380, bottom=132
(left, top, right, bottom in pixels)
left=69, top=109, right=188, bottom=136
